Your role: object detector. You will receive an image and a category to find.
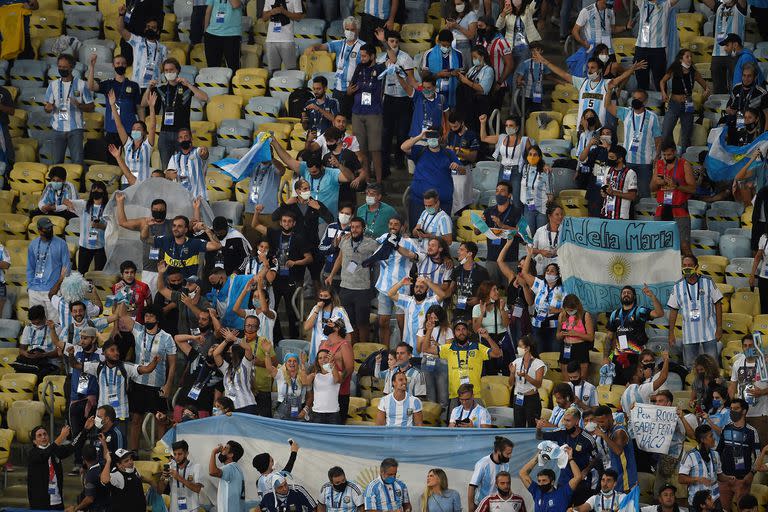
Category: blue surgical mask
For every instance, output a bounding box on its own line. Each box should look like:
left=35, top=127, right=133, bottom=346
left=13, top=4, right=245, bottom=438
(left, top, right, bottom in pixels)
left=427, top=138, right=439, bottom=148
left=50, top=181, right=63, bottom=191
left=212, top=407, right=222, bottom=416
left=425, top=206, right=437, bottom=215
left=440, top=46, right=450, bottom=55
left=383, top=476, right=396, bottom=484
left=711, top=399, right=722, bottom=409
left=745, top=347, right=757, bottom=358
left=472, top=57, right=481, bottom=66
left=131, top=130, right=143, bottom=141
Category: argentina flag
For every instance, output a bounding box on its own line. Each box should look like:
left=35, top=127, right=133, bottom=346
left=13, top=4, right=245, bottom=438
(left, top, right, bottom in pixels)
left=705, top=125, right=768, bottom=182
left=557, top=218, right=681, bottom=312
left=213, top=132, right=273, bottom=182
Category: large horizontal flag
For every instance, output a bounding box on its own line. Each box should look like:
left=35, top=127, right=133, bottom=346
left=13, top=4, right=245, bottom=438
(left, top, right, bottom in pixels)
left=557, top=217, right=681, bottom=312
left=705, top=125, right=768, bottom=182
left=213, top=132, right=272, bottom=182
left=162, top=414, right=541, bottom=510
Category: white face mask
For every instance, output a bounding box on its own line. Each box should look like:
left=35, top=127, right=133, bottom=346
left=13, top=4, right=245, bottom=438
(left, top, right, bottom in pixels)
left=344, top=29, right=356, bottom=41
left=338, top=213, right=351, bottom=224
left=545, top=274, right=558, bottom=284
left=94, top=416, right=104, bottom=429
left=584, top=421, right=597, bottom=432
left=212, top=407, right=222, bottom=416
left=322, top=362, right=334, bottom=373
left=588, top=71, right=600, bottom=81
left=365, top=195, right=377, bottom=206
left=505, top=126, right=518, bottom=135
left=516, top=347, right=527, bottom=358
left=164, top=72, right=178, bottom=82
left=512, top=0, right=522, bottom=7
left=455, top=3, right=465, bottom=12
left=123, top=466, right=135, bottom=474
left=598, top=54, right=609, bottom=63
left=37, top=443, right=50, bottom=449
left=299, top=191, right=311, bottom=201
left=681, top=61, right=691, bottom=69
left=459, top=257, right=468, bottom=265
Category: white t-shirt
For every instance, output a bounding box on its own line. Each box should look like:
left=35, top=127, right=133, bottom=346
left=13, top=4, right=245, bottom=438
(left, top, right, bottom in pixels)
left=312, top=370, right=340, bottom=413
left=378, top=49, right=415, bottom=98
left=532, top=225, right=560, bottom=276
left=264, top=0, right=302, bottom=42
left=316, top=133, right=360, bottom=156
left=169, top=461, right=202, bottom=512
left=510, top=357, right=546, bottom=395
left=730, top=354, right=768, bottom=416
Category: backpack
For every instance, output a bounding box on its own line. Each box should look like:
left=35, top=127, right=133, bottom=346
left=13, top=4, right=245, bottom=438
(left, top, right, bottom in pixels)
left=96, top=360, right=131, bottom=391
left=288, top=87, right=314, bottom=119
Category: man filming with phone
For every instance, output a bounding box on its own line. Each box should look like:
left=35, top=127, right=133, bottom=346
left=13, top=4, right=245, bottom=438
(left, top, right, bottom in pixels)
left=160, top=440, right=203, bottom=512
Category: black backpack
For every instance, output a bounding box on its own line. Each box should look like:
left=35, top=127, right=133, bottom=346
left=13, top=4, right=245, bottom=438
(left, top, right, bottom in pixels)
left=96, top=360, right=131, bottom=391
left=288, top=87, right=314, bottom=119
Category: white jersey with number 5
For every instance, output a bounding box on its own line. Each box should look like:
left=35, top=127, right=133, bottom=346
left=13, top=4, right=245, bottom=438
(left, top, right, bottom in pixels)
left=573, top=76, right=610, bottom=125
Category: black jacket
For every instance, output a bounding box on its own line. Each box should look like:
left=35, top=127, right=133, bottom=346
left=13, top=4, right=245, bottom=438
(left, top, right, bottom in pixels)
left=272, top=201, right=334, bottom=248
left=28, top=442, right=74, bottom=509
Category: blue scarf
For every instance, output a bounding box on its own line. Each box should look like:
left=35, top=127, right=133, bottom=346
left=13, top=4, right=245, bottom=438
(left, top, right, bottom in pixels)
left=426, top=46, right=461, bottom=108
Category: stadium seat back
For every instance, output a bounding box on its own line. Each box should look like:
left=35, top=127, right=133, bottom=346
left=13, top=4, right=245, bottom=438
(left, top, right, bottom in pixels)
left=217, top=119, right=253, bottom=148
left=196, top=66, right=233, bottom=97
left=232, top=70, right=267, bottom=101
left=205, top=94, right=243, bottom=127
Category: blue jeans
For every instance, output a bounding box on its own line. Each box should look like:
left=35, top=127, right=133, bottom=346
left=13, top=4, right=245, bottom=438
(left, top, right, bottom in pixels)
left=560, top=0, right=574, bottom=39
left=682, top=339, right=718, bottom=368
left=423, top=358, right=449, bottom=408
left=50, top=129, right=84, bottom=165
left=631, top=163, right=653, bottom=199
left=661, top=99, right=694, bottom=151
left=159, top=130, right=179, bottom=170
left=306, top=0, right=338, bottom=21
left=523, top=208, right=547, bottom=234
left=499, top=168, right=523, bottom=208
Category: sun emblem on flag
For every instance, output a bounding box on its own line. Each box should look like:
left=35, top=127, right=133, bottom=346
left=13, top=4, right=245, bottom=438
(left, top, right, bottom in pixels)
left=607, top=255, right=631, bottom=284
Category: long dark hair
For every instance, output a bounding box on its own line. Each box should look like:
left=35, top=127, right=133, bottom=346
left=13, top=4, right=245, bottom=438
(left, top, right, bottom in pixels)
left=527, top=145, right=546, bottom=172
left=86, top=180, right=107, bottom=214
left=666, top=49, right=697, bottom=77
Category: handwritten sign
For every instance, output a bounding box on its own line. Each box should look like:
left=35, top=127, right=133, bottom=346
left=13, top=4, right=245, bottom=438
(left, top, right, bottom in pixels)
left=630, top=404, right=678, bottom=454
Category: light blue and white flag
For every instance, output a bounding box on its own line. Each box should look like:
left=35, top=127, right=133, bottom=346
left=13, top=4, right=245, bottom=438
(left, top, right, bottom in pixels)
left=557, top=218, right=680, bottom=312
left=161, top=414, right=540, bottom=510
left=213, top=132, right=272, bottom=182
left=619, top=484, right=639, bottom=512
left=705, top=125, right=768, bottom=182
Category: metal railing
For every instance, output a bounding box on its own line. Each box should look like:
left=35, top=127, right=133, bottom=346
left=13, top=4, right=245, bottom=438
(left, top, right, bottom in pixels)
left=291, top=286, right=305, bottom=338
left=40, top=380, right=55, bottom=436
left=141, top=412, right=156, bottom=449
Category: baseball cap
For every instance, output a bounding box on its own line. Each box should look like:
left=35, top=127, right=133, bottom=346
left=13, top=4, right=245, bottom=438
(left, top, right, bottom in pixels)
left=80, top=326, right=98, bottom=338
left=718, top=33, right=742, bottom=46
left=659, top=483, right=677, bottom=494
left=453, top=319, right=469, bottom=330
left=185, top=275, right=201, bottom=285
left=212, top=216, right=229, bottom=232
left=114, top=448, right=136, bottom=461
left=37, top=217, right=53, bottom=230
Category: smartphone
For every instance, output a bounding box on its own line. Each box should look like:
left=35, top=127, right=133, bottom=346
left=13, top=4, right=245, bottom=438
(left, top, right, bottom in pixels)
left=163, top=463, right=170, bottom=472
left=425, top=130, right=439, bottom=139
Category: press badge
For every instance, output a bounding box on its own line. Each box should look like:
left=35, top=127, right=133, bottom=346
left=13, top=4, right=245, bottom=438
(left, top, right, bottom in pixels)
left=527, top=198, right=536, bottom=211
left=663, top=190, right=674, bottom=205
left=35, top=265, right=45, bottom=279
left=77, top=375, right=90, bottom=394
left=215, top=10, right=225, bottom=22
left=605, top=197, right=616, bottom=213
left=460, top=372, right=470, bottom=385
left=291, top=405, right=299, bottom=417
left=143, top=67, right=153, bottom=83
left=149, top=247, right=160, bottom=260
left=48, top=483, right=58, bottom=495
left=514, top=393, right=524, bottom=406
left=88, top=228, right=99, bottom=242
left=58, top=109, right=70, bottom=122
left=513, top=305, right=523, bottom=318
left=164, top=111, right=175, bottom=126
left=689, top=308, right=701, bottom=321
left=548, top=318, right=558, bottom=328
left=361, top=92, right=372, bottom=106
left=629, top=136, right=640, bottom=153
left=618, top=335, right=629, bottom=350
left=346, top=261, right=359, bottom=273
left=684, top=99, right=695, bottom=113
left=564, top=344, right=572, bottom=358
left=456, top=296, right=467, bottom=309
left=734, top=455, right=746, bottom=470
left=640, top=23, right=651, bottom=44
left=273, top=22, right=282, bottom=32
left=109, top=393, right=120, bottom=407
left=502, top=165, right=513, bottom=181
left=188, top=384, right=202, bottom=400
left=177, top=497, right=188, bottom=510
left=190, top=327, right=200, bottom=336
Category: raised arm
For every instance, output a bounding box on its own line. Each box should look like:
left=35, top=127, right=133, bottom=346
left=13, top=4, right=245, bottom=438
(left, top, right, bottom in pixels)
left=270, top=138, right=301, bottom=172
left=116, top=5, right=133, bottom=43
left=114, top=192, right=144, bottom=230
left=87, top=53, right=99, bottom=92
left=232, top=277, right=256, bottom=319
left=520, top=245, right=536, bottom=287
left=532, top=49, right=571, bottom=83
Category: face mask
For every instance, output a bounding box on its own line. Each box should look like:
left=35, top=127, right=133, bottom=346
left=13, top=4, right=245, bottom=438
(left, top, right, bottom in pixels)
left=322, top=362, right=334, bottom=373
left=181, top=413, right=194, bottom=422
left=566, top=426, right=577, bottom=434
left=152, top=210, right=167, bottom=222
left=440, top=46, right=450, bottom=55
left=601, top=490, right=614, bottom=496
left=423, top=89, right=435, bottom=99
left=459, top=257, right=468, bottom=265
left=711, top=399, right=722, bottom=409
left=145, top=321, right=157, bottom=330
left=425, top=206, right=437, bottom=215
left=607, top=157, right=617, bottom=166
left=123, top=466, right=136, bottom=473
left=588, top=71, right=600, bottom=81
left=338, top=213, right=351, bottom=224
left=505, top=126, right=517, bottom=135
left=51, top=181, right=64, bottom=191
left=58, top=68, right=71, bottom=78
left=218, top=453, right=228, bottom=463
left=681, top=61, right=691, bottom=69
left=427, top=138, right=439, bottom=148
left=744, top=347, right=757, bottom=358
left=731, top=50, right=737, bottom=57
left=212, top=407, right=222, bottom=416
left=472, top=57, right=481, bottom=66
left=383, top=476, right=396, bottom=485
left=94, top=416, right=104, bottom=429
left=322, top=325, right=335, bottom=336
left=746, top=122, right=757, bottom=131
left=179, top=140, right=192, bottom=150
left=145, top=29, right=158, bottom=39
left=681, top=267, right=696, bottom=277
left=299, top=191, right=311, bottom=201
left=584, top=421, right=597, bottom=432
left=414, top=291, right=427, bottom=301
left=598, top=54, right=609, bottom=63
left=333, top=482, right=348, bottom=492
left=455, top=3, right=465, bottom=12
left=545, top=274, right=558, bottom=284
left=131, top=130, right=143, bottom=141
left=320, top=297, right=332, bottom=306
left=539, top=484, right=552, bottom=493
left=477, top=28, right=487, bottom=39
left=495, top=194, right=509, bottom=205
left=114, top=66, right=127, bottom=76
left=631, top=98, right=644, bottom=110
left=164, top=72, right=178, bottom=82
left=516, top=347, right=527, bottom=358
left=566, top=309, right=577, bottom=316
left=366, top=195, right=377, bottom=206
left=344, top=30, right=356, bottom=41
left=527, top=155, right=540, bottom=165
left=730, top=411, right=743, bottom=422
left=665, top=157, right=676, bottom=164
left=512, top=0, right=522, bottom=7
left=600, top=135, right=612, bottom=145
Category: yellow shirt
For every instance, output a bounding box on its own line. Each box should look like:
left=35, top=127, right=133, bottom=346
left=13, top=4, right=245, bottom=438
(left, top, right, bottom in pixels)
left=251, top=337, right=276, bottom=393
left=439, top=342, right=490, bottom=399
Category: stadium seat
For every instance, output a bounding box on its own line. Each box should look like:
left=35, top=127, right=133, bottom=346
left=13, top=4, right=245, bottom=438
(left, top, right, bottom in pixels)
left=300, top=52, right=335, bottom=77
left=721, top=312, right=752, bottom=342
left=612, top=38, right=636, bottom=60
left=551, top=86, right=579, bottom=116
left=0, top=373, right=38, bottom=403
left=85, top=164, right=121, bottom=191
left=232, top=68, right=268, bottom=100
left=0, top=191, right=17, bottom=214
left=6, top=400, right=45, bottom=443
left=703, top=94, right=729, bottom=124
left=190, top=120, right=216, bottom=147
left=205, top=171, right=233, bottom=202
left=269, top=75, right=305, bottom=105
left=27, top=111, right=54, bottom=142
left=65, top=10, right=102, bottom=41
left=189, top=44, right=207, bottom=68
left=0, top=215, right=30, bottom=243
left=472, top=161, right=501, bottom=193
left=190, top=97, right=206, bottom=122
left=550, top=167, right=577, bottom=196
left=29, top=215, right=66, bottom=237
left=353, top=342, right=386, bottom=365
left=37, top=374, right=67, bottom=418
left=179, top=64, right=199, bottom=84
left=210, top=200, right=244, bottom=227
left=538, top=139, right=572, bottom=166
left=206, top=94, right=244, bottom=128
left=730, top=290, right=759, bottom=316
left=8, top=110, right=28, bottom=139
left=244, top=96, right=282, bottom=126
left=241, top=43, right=263, bottom=68
left=29, top=10, right=65, bottom=40
left=525, top=111, right=562, bottom=140
left=753, top=314, right=768, bottom=334
left=218, top=119, right=253, bottom=148
left=697, top=259, right=725, bottom=283
left=721, top=343, right=742, bottom=370
left=720, top=235, right=751, bottom=261
left=421, top=401, right=442, bottom=425
left=725, top=262, right=751, bottom=291
left=195, top=67, right=233, bottom=98
left=596, top=384, right=626, bottom=410
left=707, top=208, right=741, bottom=235
left=481, top=381, right=511, bottom=407
left=55, top=163, right=84, bottom=185
left=10, top=59, right=48, bottom=88
left=538, top=352, right=560, bottom=383
left=689, top=36, right=714, bottom=64
left=165, top=41, right=190, bottom=65
left=18, top=86, right=50, bottom=113
left=347, top=396, right=368, bottom=421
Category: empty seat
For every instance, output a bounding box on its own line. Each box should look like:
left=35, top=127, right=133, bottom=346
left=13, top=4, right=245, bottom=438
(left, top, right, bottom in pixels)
left=79, top=39, right=119, bottom=64
left=18, top=87, right=49, bottom=113
left=190, top=97, right=205, bottom=122
left=29, top=10, right=65, bottom=40
left=245, top=96, right=282, bottom=126
left=206, top=94, right=243, bottom=127
left=472, top=161, right=501, bottom=193
left=269, top=76, right=305, bottom=104
left=232, top=68, right=267, bottom=100
left=725, top=262, right=751, bottom=290
left=10, top=59, right=48, bottom=88
left=65, top=10, right=102, bottom=41
left=9, top=163, right=47, bottom=194
left=217, top=119, right=253, bottom=148
left=195, top=67, right=233, bottom=97
left=6, top=400, right=45, bottom=443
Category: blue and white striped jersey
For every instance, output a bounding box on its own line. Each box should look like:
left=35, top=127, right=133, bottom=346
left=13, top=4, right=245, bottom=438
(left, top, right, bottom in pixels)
left=396, top=294, right=439, bottom=355
left=327, top=39, right=366, bottom=92
left=667, top=276, right=723, bottom=345
left=364, top=0, right=393, bottom=19
left=416, top=257, right=451, bottom=296
left=309, top=306, right=354, bottom=363
left=21, top=324, right=55, bottom=352
left=127, top=35, right=168, bottom=88
left=531, top=278, right=564, bottom=328
left=375, top=235, right=422, bottom=294
left=616, top=107, right=661, bottom=165
left=131, top=323, right=176, bottom=388
left=415, top=210, right=452, bottom=252
left=712, top=3, right=747, bottom=56
left=575, top=4, right=615, bottom=50
left=679, top=448, right=722, bottom=504
left=320, top=480, right=365, bottom=512
left=470, top=454, right=510, bottom=504
left=123, top=139, right=153, bottom=184
left=83, top=360, right=140, bottom=420
left=377, top=391, right=423, bottom=427
left=70, top=199, right=106, bottom=250
left=375, top=365, right=427, bottom=396
left=573, top=76, right=610, bottom=126
left=0, top=244, right=9, bottom=283
left=634, top=0, right=671, bottom=48
left=219, top=358, right=257, bottom=409
left=168, top=148, right=208, bottom=200
left=364, top=477, right=410, bottom=511
left=51, top=295, right=102, bottom=333
left=39, top=182, right=78, bottom=211
left=45, top=78, right=93, bottom=131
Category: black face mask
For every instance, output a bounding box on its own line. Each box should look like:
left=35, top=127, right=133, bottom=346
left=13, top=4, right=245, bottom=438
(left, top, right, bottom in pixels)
left=114, top=66, right=127, bottom=76
left=665, top=157, right=676, bottom=164
left=352, top=234, right=364, bottom=242
left=333, top=482, right=348, bottom=492
left=200, top=324, right=210, bottom=332
left=152, top=210, right=167, bottom=221
left=169, top=283, right=182, bottom=290
left=566, top=426, right=577, bottom=435
left=145, top=29, right=158, bottom=39
left=40, top=228, right=54, bottom=239
left=282, top=227, right=293, bottom=235
left=746, top=122, right=757, bottom=131
left=217, top=453, right=228, bottom=463
left=631, top=98, right=644, bottom=110
left=320, top=297, right=332, bottom=306
left=539, top=484, right=553, bottom=493
left=179, top=140, right=192, bottom=150
left=322, top=325, right=335, bottom=336
left=642, top=362, right=655, bottom=371
left=606, top=158, right=617, bottom=166
left=58, top=68, right=71, bottom=78
left=145, top=321, right=157, bottom=330
left=327, top=142, right=338, bottom=151
left=730, top=410, right=743, bottom=422
left=414, top=292, right=427, bottom=301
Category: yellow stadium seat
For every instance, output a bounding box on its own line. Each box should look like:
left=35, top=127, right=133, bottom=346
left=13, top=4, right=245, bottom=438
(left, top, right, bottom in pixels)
left=4, top=268, right=27, bottom=290
left=191, top=120, right=217, bottom=147
left=698, top=261, right=725, bottom=283
left=0, top=348, right=19, bottom=369
left=753, top=314, right=768, bottom=333
left=255, top=121, right=292, bottom=142
left=29, top=10, right=64, bottom=39
left=86, top=164, right=122, bottom=192
left=37, top=375, right=67, bottom=418
left=6, top=400, right=44, bottom=443
left=721, top=312, right=752, bottom=343
left=205, top=170, right=233, bottom=202
left=481, top=381, right=511, bottom=407
left=85, top=270, right=118, bottom=296
left=150, top=439, right=173, bottom=464
left=750, top=484, right=768, bottom=510
left=551, top=86, right=579, bottom=116
left=190, top=43, right=206, bottom=68
left=421, top=401, right=442, bottom=425
left=0, top=428, right=13, bottom=468
left=0, top=190, right=17, bottom=214
left=0, top=373, right=37, bottom=401
left=676, top=12, right=705, bottom=35
left=5, top=239, right=30, bottom=267
left=300, top=51, right=335, bottom=75
left=353, top=342, right=386, bottom=364
left=597, top=384, right=626, bottom=409
left=347, top=396, right=368, bottom=420
left=29, top=215, right=66, bottom=237
left=134, top=460, right=162, bottom=486
left=539, top=378, right=554, bottom=408
left=672, top=390, right=692, bottom=413
left=9, top=162, right=47, bottom=194
left=232, top=69, right=268, bottom=100
left=526, top=111, right=562, bottom=141
left=539, top=352, right=560, bottom=383
left=97, top=0, right=121, bottom=16
left=84, top=111, right=104, bottom=140
left=53, top=163, right=83, bottom=185
left=206, top=95, right=244, bottom=127
left=612, top=38, right=636, bottom=60
left=0, top=214, right=30, bottom=242
left=689, top=36, right=714, bottom=64
left=721, top=343, right=743, bottom=370
left=730, top=290, right=759, bottom=316
left=160, top=12, right=177, bottom=41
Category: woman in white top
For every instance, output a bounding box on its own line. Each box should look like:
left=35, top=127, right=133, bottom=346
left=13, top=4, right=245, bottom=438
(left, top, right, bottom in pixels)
left=303, top=286, right=354, bottom=363
left=472, top=281, right=508, bottom=375
left=262, top=341, right=308, bottom=421
left=479, top=114, right=531, bottom=206
left=417, top=304, right=452, bottom=408
left=213, top=328, right=257, bottom=414
left=575, top=108, right=600, bottom=186
left=63, top=181, right=109, bottom=273
left=508, top=335, right=546, bottom=427
left=301, top=348, right=341, bottom=424
left=495, top=0, right=540, bottom=60
left=447, top=0, right=478, bottom=67
left=531, top=203, right=564, bottom=275
left=750, top=227, right=768, bottom=314
left=108, top=88, right=156, bottom=185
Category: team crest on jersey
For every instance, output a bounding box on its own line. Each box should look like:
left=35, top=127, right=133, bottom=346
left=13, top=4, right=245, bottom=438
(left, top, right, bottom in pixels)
left=126, top=86, right=133, bottom=93
left=344, top=497, right=351, bottom=503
